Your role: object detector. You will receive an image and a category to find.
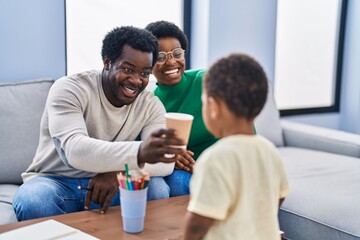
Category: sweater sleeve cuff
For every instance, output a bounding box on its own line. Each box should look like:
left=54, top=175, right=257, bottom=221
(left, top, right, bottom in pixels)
left=126, top=141, right=143, bottom=171
left=126, top=141, right=175, bottom=176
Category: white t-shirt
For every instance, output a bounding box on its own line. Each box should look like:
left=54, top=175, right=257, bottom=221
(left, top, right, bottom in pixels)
left=23, top=70, right=174, bottom=181
left=188, top=134, right=290, bottom=240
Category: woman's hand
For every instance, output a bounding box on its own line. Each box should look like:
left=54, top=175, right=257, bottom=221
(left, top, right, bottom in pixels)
left=175, top=150, right=195, bottom=173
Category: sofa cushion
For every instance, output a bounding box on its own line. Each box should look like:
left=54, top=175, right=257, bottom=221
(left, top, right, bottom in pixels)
left=0, top=79, right=54, bottom=184
left=255, top=84, right=284, bottom=147
left=0, top=184, right=19, bottom=224
left=278, top=147, right=360, bottom=239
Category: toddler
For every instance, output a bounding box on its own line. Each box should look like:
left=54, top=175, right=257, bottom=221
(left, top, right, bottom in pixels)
left=183, top=53, right=290, bottom=240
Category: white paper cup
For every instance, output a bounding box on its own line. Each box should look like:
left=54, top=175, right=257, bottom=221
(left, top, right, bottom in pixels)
left=119, top=188, right=148, bottom=233
left=164, top=113, right=194, bottom=158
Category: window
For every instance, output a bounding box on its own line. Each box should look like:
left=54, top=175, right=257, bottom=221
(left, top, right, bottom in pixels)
left=274, top=0, right=347, bottom=115
left=65, top=0, right=188, bottom=76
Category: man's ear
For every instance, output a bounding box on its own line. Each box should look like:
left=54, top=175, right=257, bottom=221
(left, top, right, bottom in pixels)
left=103, top=57, right=111, bottom=70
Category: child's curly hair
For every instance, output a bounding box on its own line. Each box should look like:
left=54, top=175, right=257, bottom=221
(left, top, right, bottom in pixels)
left=204, top=53, right=268, bottom=119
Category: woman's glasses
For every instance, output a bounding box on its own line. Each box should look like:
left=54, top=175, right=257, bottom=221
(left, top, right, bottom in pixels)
left=157, top=48, right=185, bottom=64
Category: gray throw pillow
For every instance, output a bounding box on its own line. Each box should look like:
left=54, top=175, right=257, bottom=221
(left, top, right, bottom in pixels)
left=0, top=79, right=54, bottom=184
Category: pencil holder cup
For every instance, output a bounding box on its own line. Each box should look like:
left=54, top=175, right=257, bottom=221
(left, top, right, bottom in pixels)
left=119, top=187, right=148, bottom=233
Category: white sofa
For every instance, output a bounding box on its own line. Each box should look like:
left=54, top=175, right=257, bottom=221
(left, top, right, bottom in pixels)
left=255, top=87, right=360, bottom=240
left=0, top=79, right=54, bottom=225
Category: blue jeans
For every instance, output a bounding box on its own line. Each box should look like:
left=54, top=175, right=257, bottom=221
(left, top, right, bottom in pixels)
left=13, top=176, right=169, bottom=221
left=164, top=169, right=192, bottom=197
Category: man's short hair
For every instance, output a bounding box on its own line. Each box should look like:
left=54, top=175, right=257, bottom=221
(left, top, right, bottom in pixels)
left=101, top=26, right=159, bottom=67
left=145, top=21, right=188, bottom=52
left=204, top=53, right=268, bottom=119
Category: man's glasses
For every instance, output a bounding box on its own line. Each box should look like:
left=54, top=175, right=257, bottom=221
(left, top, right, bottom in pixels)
left=157, top=48, right=185, bottom=64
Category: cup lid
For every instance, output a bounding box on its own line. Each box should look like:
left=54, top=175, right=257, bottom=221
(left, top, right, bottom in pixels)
left=164, top=112, right=194, bottom=120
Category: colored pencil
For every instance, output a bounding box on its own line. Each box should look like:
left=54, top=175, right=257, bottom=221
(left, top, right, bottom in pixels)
left=118, top=166, right=150, bottom=191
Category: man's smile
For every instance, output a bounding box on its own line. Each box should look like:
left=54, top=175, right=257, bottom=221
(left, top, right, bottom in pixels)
left=120, top=84, right=140, bottom=98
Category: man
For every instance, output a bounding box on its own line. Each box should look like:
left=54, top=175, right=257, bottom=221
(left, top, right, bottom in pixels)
left=13, top=26, right=185, bottom=221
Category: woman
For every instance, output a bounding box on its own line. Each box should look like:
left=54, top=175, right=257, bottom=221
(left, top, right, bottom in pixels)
left=145, top=21, right=218, bottom=197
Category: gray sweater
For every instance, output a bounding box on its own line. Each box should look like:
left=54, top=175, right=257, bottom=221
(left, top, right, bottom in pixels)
left=23, top=70, right=174, bottom=181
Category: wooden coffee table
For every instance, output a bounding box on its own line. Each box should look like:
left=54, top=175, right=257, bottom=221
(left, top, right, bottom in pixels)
left=0, top=195, right=285, bottom=239
left=0, top=195, right=188, bottom=239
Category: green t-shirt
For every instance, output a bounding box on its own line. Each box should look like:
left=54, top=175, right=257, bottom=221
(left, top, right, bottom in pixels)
left=154, top=69, right=218, bottom=160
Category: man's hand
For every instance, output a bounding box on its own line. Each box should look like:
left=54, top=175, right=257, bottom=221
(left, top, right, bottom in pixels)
left=175, top=150, right=195, bottom=173
left=138, top=128, right=186, bottom=166
left=84, top=171, right=119, bottom=213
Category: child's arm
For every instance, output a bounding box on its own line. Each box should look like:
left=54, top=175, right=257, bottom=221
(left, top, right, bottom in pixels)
left=279, top=197, right=285, bottom=207
left=183, top=212, right=214, bottom=240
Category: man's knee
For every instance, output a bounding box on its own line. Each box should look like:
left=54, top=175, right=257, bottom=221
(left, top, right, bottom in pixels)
left=147, top=177, right=170, bottom=200
left=13, top=178, right=66, bottom=220
left=14, top=184, right=47, bottom=220
left=164, top=170, right=191, bottom=197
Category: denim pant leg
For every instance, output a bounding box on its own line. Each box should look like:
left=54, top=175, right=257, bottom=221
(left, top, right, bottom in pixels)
left=146, top=176, right=170, bottom=200
left=13, top=176, right=83, bottom=221
left=13, top=176, right=121, bottom=221
left=164, top=170, right=192, bottom=197
left=13, top=175, right=168, bottom=220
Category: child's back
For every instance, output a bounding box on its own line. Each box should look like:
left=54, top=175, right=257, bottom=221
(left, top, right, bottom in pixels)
left=189, top=134, right=288, bottom=239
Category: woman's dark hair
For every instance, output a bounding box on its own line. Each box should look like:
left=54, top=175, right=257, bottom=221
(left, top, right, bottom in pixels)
left=145, top=21, right=188, bottom=52
left=204, top=53, right=268, bottom=119
left=101, top=26, right=159, bottom=67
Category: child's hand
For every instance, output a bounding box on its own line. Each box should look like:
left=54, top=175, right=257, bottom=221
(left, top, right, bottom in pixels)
left=175, top=150, right=195, bottom=173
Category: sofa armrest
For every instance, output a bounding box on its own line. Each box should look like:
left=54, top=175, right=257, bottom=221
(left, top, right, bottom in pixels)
left=281, top=120, right=360, bottom=158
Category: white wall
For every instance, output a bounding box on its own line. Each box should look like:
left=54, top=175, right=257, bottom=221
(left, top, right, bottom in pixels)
left=190, top=0, right=209, bottom=69
left=207, top=0, right=277, bottom=83
left=191, top=0, right=360, bottom=133
left=0, top=0, right=65, bottom=82
left=339, top=0, right=360, bottom=134
left=191, top=0, right=277, bottom=83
